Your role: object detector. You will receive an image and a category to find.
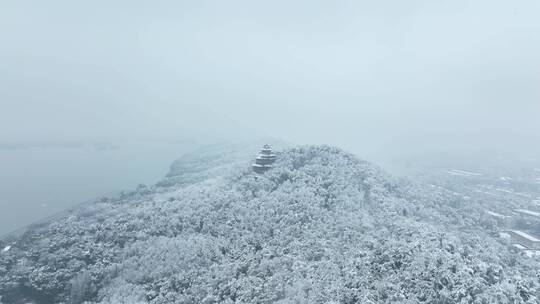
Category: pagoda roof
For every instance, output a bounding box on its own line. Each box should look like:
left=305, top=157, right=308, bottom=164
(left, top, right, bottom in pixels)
left=257, top=154, right=276, bottom=158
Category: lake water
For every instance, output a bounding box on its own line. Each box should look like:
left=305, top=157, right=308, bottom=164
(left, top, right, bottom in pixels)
left=0, top=141, right=197, bottom=236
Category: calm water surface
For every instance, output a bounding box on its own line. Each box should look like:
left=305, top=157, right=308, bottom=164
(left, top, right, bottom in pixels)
left=0, top=141, right=196, bottom=235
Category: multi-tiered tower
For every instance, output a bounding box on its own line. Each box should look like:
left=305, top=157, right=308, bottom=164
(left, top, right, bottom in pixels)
left=252, top=144, right=277, bottom=173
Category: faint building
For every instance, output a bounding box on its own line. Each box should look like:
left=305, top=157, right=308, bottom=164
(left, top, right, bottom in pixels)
left=503, top=230, right=540, bottom=250
left=513, top=209, right=540, bottom=232
left=515, top=209, right=540, bottom=220
left=253, top=144, right=277, bottom=173
left=486, top=210, right=510, bottom=227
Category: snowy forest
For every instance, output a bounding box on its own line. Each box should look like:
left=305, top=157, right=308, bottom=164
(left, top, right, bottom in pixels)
left=2, top=0, right=540, bottom=303
left=1, top=144, right=538, bottom=304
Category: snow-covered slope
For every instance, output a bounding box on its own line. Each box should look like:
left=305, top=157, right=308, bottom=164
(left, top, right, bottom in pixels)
left=0, top=145, right=538, bottom=304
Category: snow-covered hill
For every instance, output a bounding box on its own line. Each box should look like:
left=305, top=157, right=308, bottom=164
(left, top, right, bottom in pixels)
left=0, top=145, right=538, bottom=304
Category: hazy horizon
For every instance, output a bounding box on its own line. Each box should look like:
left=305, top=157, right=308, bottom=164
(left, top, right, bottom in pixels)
left=2, top=0, right=539, bottom=157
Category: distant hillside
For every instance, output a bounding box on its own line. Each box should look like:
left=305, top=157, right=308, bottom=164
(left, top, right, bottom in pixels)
left=0, top=145, right=538, bottom=304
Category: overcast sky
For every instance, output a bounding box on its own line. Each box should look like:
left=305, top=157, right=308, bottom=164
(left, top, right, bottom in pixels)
left=1, top=0, right=539, bottom=158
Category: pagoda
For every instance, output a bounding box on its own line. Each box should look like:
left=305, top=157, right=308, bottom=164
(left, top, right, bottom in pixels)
left=252, top=144, right=277, bottom=173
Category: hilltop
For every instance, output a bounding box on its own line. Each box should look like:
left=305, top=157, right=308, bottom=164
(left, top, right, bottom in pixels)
left=0, top=145, right=538, bottom=304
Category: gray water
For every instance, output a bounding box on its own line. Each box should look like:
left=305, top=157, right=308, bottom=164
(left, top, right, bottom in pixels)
left=0, top=141, right=196, bottom=235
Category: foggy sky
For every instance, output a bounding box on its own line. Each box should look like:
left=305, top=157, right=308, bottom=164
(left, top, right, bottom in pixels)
left=1, top=0, right=539, bottom=158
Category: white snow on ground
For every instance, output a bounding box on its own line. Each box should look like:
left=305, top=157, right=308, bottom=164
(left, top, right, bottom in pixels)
left=2, top=245, right=11, bottom=252
left=487, top=211, right=509, bottom=219
left=446, top=169, right=482, bottom=177
left=474, top=189, right=499, bottom=197
left=511, top=230, right=540, bottom=242
left=515, top=192, right=532, bottom=198
left=494, top=188, right=531, bottom=198
left=513, top=243, right=528, bottom=250
left=524, top=250, right=540, bottom=258
left=479, top=184, right=494, bottom=189
left=499, top=232, right=511, bottom=239
left=499, top=176, right=513, bottom=181
left=515, top=209, right=540, bottom=218
left=453, top=169, right=482, bottom=176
